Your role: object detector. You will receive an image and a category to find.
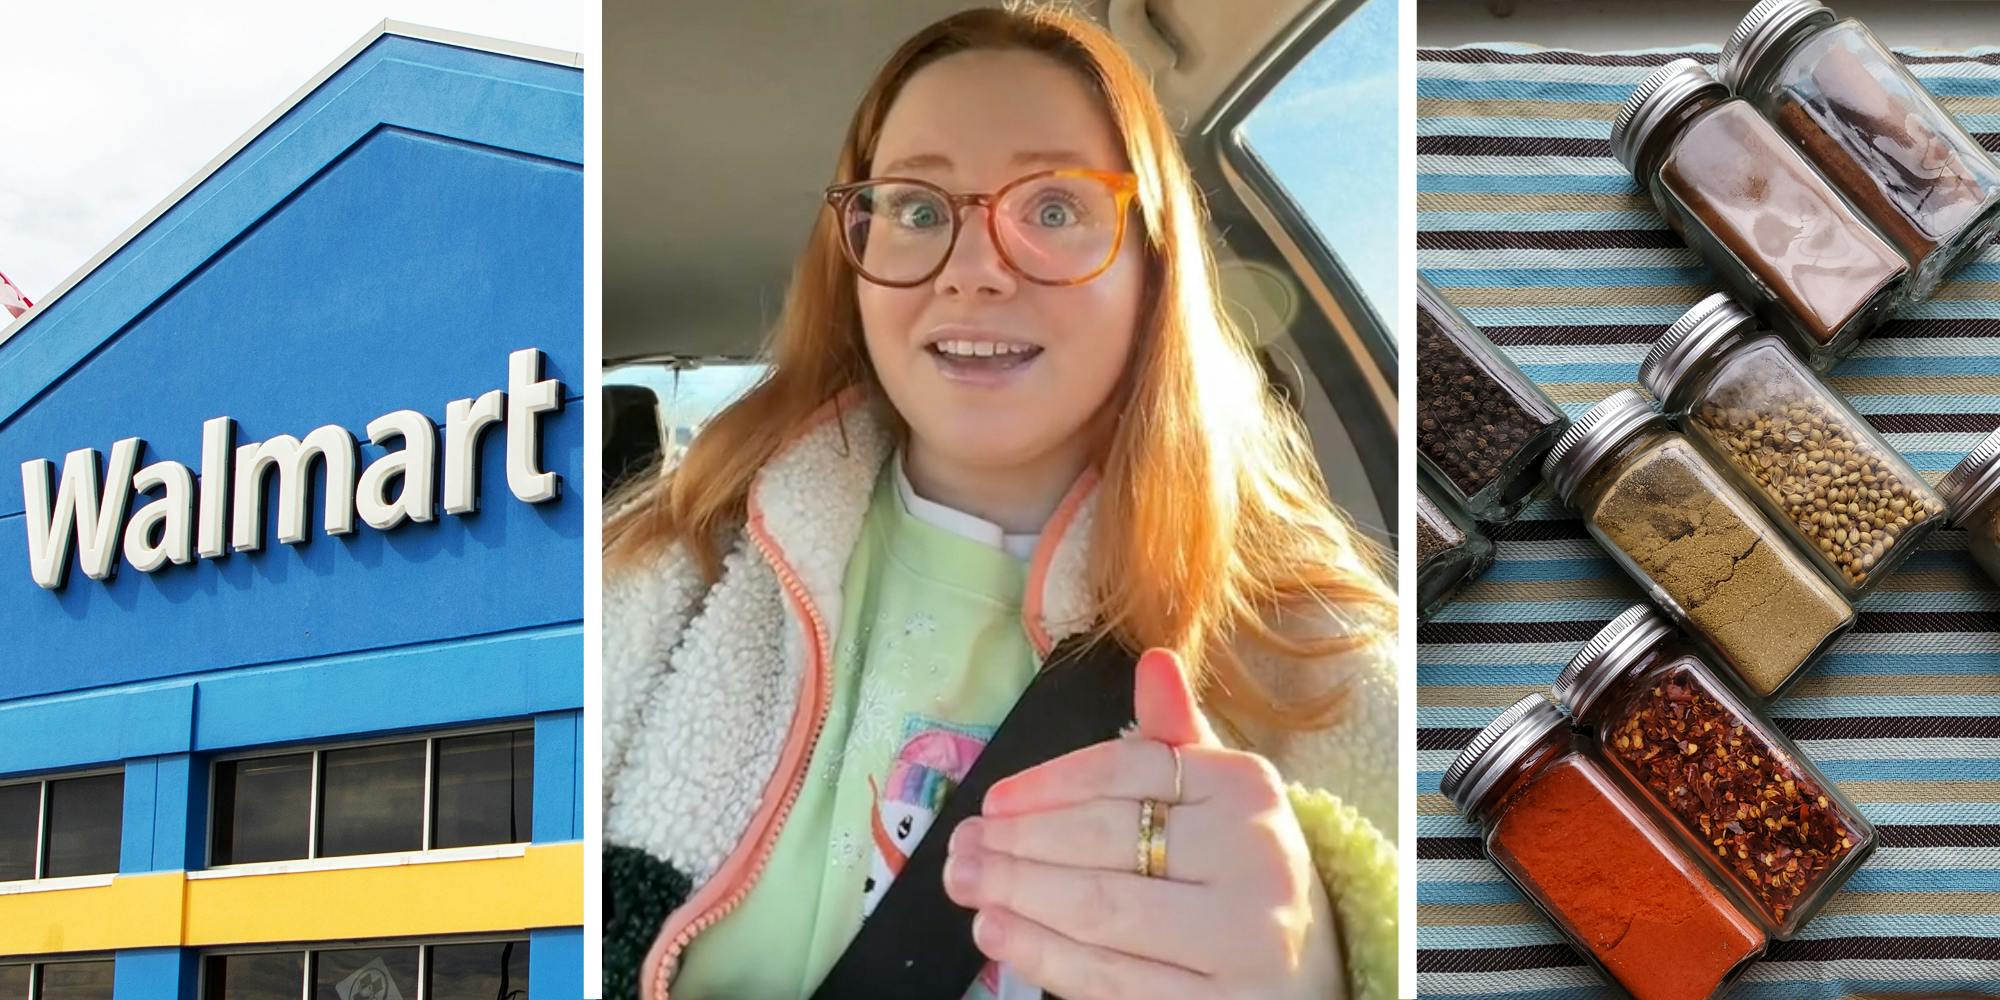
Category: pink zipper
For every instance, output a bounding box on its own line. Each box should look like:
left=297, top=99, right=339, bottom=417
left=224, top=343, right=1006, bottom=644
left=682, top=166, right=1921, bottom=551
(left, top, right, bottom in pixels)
left=645, top=500, right=834, bottom=1000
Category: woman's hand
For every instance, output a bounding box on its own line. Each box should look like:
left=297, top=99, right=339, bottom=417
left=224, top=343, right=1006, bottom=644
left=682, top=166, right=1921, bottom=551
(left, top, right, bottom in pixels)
left=943, top=648, right=1344, bottom=1000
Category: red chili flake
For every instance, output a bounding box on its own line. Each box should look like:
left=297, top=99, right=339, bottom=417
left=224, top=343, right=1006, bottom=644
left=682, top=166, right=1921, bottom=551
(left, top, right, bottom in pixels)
left=1606, top=664, right=1859, bottom=927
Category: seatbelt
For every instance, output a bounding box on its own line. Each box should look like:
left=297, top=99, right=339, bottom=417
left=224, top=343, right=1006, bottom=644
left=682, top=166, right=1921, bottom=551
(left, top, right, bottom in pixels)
left=809, top=632, right=1138, bottom=1000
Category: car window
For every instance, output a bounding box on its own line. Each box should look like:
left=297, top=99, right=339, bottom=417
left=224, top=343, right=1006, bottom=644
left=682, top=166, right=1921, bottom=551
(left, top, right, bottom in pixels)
left=1235, top=0, right=1399, bottom=343
left=605, top=360, right=769, bottom=465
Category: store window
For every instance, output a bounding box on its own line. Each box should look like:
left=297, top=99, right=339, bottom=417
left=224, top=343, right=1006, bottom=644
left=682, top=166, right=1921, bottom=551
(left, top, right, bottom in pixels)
left=201, top=940, right=528, bottom=1000
left=0, top=771, right=124, bottom=882
left=209, top=726, right=533, bottom=867
left=202, top=952, right=302, bottom=1000
left=427, top=941, right=529, bottom=1000
left=432, top=730, right=535, bottom=850
left=0, top=960, right=114, bottom=1000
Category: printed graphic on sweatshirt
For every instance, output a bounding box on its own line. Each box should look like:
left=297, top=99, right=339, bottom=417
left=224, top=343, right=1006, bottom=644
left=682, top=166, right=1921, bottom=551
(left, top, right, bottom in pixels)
left=859, top=716, right=1037, bottom=1000
left=861, top=717, right=990, bottom=914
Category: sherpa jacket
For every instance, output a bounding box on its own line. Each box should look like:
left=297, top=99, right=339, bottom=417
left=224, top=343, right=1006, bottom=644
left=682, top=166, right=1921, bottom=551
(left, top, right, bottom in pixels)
left=602, top=389, right=1400, bottom=1000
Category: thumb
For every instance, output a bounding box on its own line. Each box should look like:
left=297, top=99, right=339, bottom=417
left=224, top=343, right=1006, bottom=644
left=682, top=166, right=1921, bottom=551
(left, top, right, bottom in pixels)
left=1133, top=647, right=1219, bottom=747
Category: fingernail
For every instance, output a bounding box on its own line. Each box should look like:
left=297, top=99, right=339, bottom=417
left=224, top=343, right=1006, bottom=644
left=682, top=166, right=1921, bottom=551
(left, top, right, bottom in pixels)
left=973, top=910, right=1004, bottom=951
left=951, top=818, right=983, bottom=854
left=946, top=852, right=981, bottom=895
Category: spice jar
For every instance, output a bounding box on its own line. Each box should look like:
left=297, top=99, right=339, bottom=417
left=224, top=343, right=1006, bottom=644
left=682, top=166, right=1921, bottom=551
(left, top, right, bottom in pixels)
left=1640, top=292, right=1944, bottom=598
left=1611, top=59, right=1907, bottom=370
left=1416, top=277, right=1569, bottom=522
left=1543, top=389, right=1855, bottom=698
left=1555, top=605, right=1877, bottom=938
left=1938, top=427, right=2000, bottom=587
left=1417, top=478, right=1495, bottom=622
left=1442, top=693, right=1768, bottom=1000
left=1720, top=0, right=2000, bottom=299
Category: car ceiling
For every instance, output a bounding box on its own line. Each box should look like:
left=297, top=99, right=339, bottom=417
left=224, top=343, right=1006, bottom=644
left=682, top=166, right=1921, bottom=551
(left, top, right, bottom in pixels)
left=603, top=0, right=1314, bottom=362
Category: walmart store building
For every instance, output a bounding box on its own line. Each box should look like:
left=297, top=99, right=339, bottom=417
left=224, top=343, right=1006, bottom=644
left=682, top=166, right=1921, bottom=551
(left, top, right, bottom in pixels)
left=0, top=25, right=583, bottom=1000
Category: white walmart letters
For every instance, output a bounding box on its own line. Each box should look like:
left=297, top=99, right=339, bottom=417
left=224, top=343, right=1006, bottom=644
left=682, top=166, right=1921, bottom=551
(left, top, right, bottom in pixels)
left=19, top=348, right=563, bottom=590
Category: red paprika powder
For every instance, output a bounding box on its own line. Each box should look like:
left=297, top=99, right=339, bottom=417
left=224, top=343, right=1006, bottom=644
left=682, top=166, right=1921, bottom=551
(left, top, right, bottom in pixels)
left=1444, top=694, right=1767, bottom=1000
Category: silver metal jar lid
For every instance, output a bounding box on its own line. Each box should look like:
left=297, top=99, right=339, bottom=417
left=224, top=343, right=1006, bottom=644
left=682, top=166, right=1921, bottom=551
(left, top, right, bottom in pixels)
left=1438, top=693, right=1570, bottom=816
left=1609, top=58, right=1729, bottom=173
left=1637, top=293, right=1760, bottom=413
left=1938, top=427, right=2000, bottom=524
left=1551, top=604, right=1675, bottom=719
left=1541, top=388, right=1665, bottom=507
left=1719, top=0, right=1838, bottom=93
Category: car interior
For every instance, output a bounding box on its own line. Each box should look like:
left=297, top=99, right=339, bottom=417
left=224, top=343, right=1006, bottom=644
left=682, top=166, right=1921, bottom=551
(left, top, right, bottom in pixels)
left=605, top=0, right=1398, bottom=544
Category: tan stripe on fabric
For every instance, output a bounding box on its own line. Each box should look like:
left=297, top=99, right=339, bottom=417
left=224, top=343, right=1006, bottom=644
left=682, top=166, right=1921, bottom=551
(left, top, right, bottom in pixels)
left=1933, top=281, right=2000, bottom=302
left=1417, top=98, right=1617, bottom=121
left=1418, top=192, right=1651, bottom=213
left=1418, top=684, right=1564, bottom=708
left=1420, top=792, right=1457, bottom=816
left=1877, top=568, right=1994, bottom=594
left=1841, top=780, right=2000, bottom=803
left=1418, top=902, right=1542, bottom=927
left=1821, top=891, right=2000, bottom=918
left=1456, top=578, right=1637, bottom=603
left=1786, top=673, right=2000, bottom=700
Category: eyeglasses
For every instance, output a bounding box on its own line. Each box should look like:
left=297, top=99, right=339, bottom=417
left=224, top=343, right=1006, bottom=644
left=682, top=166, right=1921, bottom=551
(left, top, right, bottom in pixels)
left=824, top=168, right=1139, bottom=287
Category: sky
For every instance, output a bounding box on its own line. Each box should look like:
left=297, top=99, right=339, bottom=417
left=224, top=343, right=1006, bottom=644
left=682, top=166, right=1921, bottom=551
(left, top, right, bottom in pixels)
left=0, top=1, right=584, bottom=316
left=1241, top=0, right=1399, bottom=340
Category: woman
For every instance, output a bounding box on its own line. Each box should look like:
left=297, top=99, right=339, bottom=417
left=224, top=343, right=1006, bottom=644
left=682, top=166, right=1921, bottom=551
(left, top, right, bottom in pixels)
left=603, top=6, right=1398, bottom=999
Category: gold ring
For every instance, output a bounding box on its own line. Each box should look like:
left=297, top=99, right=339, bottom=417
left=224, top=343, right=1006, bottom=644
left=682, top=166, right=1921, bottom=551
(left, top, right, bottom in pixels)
left=1146, top=800, right=1169, bottom=878
left=1136, top=799, right=1157, bottom=876
left=1168, top=744, right=1184, bottom=804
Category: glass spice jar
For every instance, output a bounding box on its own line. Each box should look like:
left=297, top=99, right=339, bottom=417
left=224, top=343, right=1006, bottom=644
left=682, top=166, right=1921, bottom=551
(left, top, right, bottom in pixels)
left=1441, top=693, right=1768, bottom=1000
left=1543, top=389, right=1855, bottom=698
left=1938, top=427, right=2000, bottom=587
left=1417, top=478, right=1495, bottom=622
left=1720, top=0, right=2000, bottom=299
left=1554, top=604, right=1877, bottom=939
left=1640, top=292, right=1944, bottom=598
left=1611, top=58, right=1907, bottom=371
left=1416, top=277, right=1569, bottom=523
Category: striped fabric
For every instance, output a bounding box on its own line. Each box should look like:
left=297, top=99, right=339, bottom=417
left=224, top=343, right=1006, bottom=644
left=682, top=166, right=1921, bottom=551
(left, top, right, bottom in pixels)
left=1417, top=43, right=2000, bottom=998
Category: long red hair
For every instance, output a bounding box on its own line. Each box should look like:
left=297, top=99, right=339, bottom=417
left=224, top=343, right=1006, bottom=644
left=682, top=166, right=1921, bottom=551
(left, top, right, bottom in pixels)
left=608, top=4, right=1395, bottom=729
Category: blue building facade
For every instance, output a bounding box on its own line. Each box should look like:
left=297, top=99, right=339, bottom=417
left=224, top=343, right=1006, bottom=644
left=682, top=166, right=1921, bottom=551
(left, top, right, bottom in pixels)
left=0, top=25, right=583, bottom=1000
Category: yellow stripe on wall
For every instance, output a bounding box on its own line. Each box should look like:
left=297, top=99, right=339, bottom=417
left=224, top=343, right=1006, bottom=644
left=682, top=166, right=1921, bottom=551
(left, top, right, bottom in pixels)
left=0, top=842, right=583, bottom=957
left=0, top=873, right=185, bottom=955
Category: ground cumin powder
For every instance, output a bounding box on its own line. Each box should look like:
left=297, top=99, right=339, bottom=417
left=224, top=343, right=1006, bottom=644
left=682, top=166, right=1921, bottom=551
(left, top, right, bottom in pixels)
left=1589, top=435, right=1852, bottom=695
left=1491, top=755, right=1766, bottom=1000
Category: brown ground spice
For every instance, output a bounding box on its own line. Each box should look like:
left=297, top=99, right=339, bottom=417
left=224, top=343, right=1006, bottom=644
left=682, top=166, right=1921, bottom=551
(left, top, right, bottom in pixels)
left=1659, top=101, right=1905, bottom=346
left=1591, top=436, right=1852, bottom=695
left=1772, top=39, right=1996, bottom=264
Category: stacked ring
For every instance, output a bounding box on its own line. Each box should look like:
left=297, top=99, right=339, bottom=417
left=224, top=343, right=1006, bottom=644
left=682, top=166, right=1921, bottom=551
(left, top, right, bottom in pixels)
left=1136, top=796, right=1168, bottom=876
left=1145, top=800, right=1169, bottom=878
